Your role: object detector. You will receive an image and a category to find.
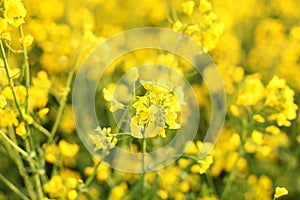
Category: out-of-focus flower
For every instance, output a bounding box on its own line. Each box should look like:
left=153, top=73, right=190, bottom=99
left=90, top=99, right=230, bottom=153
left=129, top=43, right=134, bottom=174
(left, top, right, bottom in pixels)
left=237, top=76, right=266, bottom=106
left=15, top=121, right=26, bottom=137
left=43, top=175, right=63, bottom=197
left=19, top=35, right=34, bottom=46
left=58, top=140, right=80, bottom=158
left=0, top=18, right=8, bottom=33
left=4, top=0, right=27, bottom=27
left=0, top=95, right=7, bottom=109
left=108, top=182, right=127, bottom=200
left=274, top=187, right=288, bottom=199
left=182, top=1, right=195, bottom=16
left=199, top=0, right=212, bottom=12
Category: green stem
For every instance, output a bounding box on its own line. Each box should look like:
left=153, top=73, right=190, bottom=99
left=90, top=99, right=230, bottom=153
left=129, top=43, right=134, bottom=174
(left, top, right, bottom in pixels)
left=18, top=25, right=30, bottom=115
left=0, top=173, right=30, bottom=200
left=32, top=121, right=51, bottom=138
left=77, top=156, right=104, bottom=199
left=7, top=128, right=37, bottom=200
left=0, top=129, right=28, bottom=157
left=0, top=39, right=24, bottom=120
left=24, top=138, right=43, bottom=199
left=206, top=171, right=218, bottom=198
left=221, top=117, right=249, bottom=199
left=50, top=53, right=79, bottom=140
left=18, top=26, right=36, bottom=163
left=84, top=159, right=102, bottom=189
left=140, top=137, right=147, bottom=195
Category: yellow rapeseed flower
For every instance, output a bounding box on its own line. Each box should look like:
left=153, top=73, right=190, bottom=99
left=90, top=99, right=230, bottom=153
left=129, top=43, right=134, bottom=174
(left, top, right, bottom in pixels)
left=229, top=105, right=240, bottom=117
left=237, top=77, right=266, bottom=106
left=251, top=130, right=264, bottom=145
left=58, top=140, right=79, bottom=158
left=172, top=20, right=183, bottom=31
left=199, top=0, right=212, bottom=12
left=4, top=0, right=27, bottom=27
left=130, top=80, right=182, bottom=138
left=38, top=107, right=49, bottom=118
left=108, top=182, right=127, bottom=200
left=67, top=190, right=78, bottom=200
left=19, top=35, right=34, bottom=46
left=274, top=187, right=288, bottom=199
left=157, top=189, right=168, bottom=199
left=0, top=95, right=7, bottom=108
left=253, top=114, right=265, bottom=123
left=182, top=1, right=195, bottom=16
left=43, top=143, right=57, bottom=164
left=43, top=175, right=63, bottom=196
left=15, top=121, right=26, bottom=137
left=1, top=32, right=11, bottom=41
left=0, top=18, right=8, bottom=33
left=266, top=125, right=280, bottom=135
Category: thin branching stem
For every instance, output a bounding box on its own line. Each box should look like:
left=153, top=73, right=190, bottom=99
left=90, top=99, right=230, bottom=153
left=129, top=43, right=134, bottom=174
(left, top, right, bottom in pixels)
left=0, top=173, right=30, bottom=200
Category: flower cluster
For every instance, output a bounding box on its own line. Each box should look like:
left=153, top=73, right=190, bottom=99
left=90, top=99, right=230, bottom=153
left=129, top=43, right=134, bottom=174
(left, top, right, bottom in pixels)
left=90, top=127, right=117, bottom=151
left=171, top=0, right=224, bottom=52
left=43, top=174, right=82, bottom=200
left=130, top=80, right=183, bottom=138
left=0, top=0, right=299, bottom=199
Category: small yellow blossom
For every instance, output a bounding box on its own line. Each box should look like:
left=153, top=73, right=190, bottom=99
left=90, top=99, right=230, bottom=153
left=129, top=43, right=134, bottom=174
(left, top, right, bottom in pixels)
left=38, top=108, right=49, bottom=118
left=157, top=189, right=168, bottom=199
left=24, top=114, right=33, bottom=125
left=244, top=140, right=256, bottom=154
left=179, top=181, right=190, bottom=192
left=0, top=95, right=7, bottom=108
left=266, top=125, right=280, bottom=135
left=175, top=192, right=185, bottom=200
left=108, top=182, right=127, bottom=200
left=198, top=155, right=213, bottom=174
left=186, top=24, right=200, bottom=35
left=229, top=104, right=240, bottom=116
left=173, top=20, right=183, bottom=31
left=4, top=0, right=27, bottom=27
left=199, top=0, right=212, bottom=12
left=191, top=155, right=213, bottom=174
left=2, top=86, right=26, bottom=101
left=237, top=77, right=266, bottom=106
left=96, top=163, right=110, bottom=181
left=274, top=187, right=288, bottom=199
left=67, top=190, right=78, bottom=200
left=1, top=32, right=11, bottom=41
left=58, top=140, right=79, bottom=158
left=251, top=130, right=264, bottom=145
left=65, top=177, right=77, bottom=189
left=182, top=1, right=195, bottom=16
left=237, top=158, right=249, bottom=173
left=43, top=143, right=57, bottom=163
left=178, top=158, right=191, bottom=169
left=0, top=18, right=8, bottom=33
left=15, top=121, right=26, bottom=137
left=103, top=88, right=113, bottom=102
left=43, top=175, right=63, bottom=196
left=253, top=114, right=265, bottom=123
left=19, top=35, right=34, bottom=46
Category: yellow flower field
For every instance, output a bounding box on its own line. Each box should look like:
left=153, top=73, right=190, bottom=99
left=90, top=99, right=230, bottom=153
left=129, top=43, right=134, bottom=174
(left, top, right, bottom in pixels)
left=0, top=0, right=299, bottom=199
